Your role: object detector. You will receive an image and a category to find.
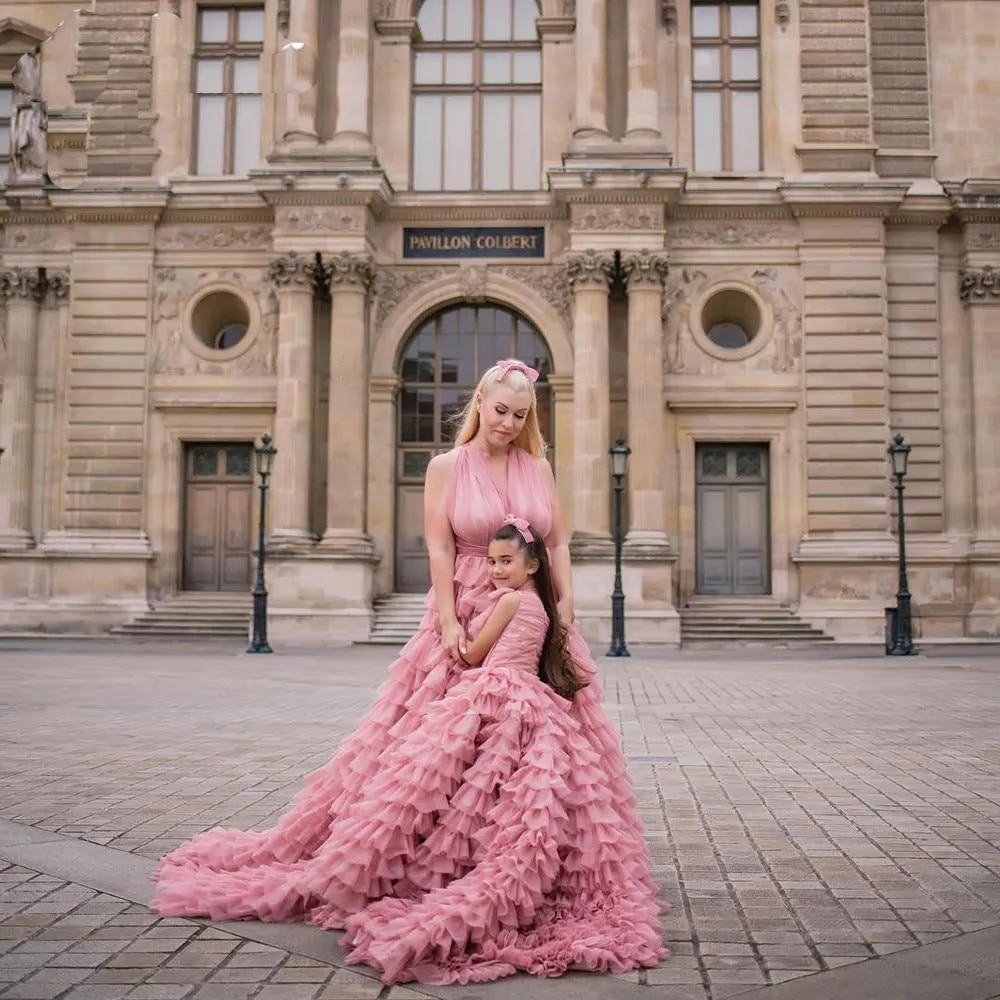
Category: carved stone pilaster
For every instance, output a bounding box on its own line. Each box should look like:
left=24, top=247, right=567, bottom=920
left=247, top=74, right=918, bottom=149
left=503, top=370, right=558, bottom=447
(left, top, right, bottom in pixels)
left=620, top=250, right=669, bottom=292
left=775, top=0, right=790, bottom=29
left=277, top=0, right=290, bottom=36
left=0, top=267, right=46, bottom=303
left=960, top=266, right=1000, bottom=305
left=267, top=252, right=323, bottom=292
left=41, top=270, right=70, bottom=308
left=565, top=250, right=615, bottom=290
left=324, top=251, right=376, bottom=293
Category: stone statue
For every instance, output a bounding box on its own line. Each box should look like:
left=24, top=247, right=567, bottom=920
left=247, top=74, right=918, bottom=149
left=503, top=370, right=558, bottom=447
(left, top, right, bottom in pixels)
left=10, top=48, right=48, bottom=183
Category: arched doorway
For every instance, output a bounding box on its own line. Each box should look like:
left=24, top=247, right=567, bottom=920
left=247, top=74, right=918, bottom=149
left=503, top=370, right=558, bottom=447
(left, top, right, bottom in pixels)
left=395, top=303, right=553, bottom=591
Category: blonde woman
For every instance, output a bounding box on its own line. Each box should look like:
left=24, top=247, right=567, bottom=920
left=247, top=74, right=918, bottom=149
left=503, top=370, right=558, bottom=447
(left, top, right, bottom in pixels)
left=152, top=360, right=668, bottom=985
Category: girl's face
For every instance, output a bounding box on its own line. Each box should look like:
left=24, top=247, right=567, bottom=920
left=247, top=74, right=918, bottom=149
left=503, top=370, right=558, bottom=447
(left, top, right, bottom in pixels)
left=476, top=384, right=533, bottom=450
left=487, top=537, right=538, bottom=590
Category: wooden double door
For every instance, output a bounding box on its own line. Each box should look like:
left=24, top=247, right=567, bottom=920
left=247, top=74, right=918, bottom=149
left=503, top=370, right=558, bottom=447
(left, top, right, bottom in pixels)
left=182, top=443, right=254, bottom=592
left=695, top=443, right=771, bottom=595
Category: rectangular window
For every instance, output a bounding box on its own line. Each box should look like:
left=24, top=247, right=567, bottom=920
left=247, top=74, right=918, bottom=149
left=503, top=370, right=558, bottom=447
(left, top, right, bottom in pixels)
left=413, top=0, right=542, bottom=192
left=192, top=6, right=264, bottom=176
left=0, top=86, right=11, bottom=179
left=692, top=2, right=761, bottom=173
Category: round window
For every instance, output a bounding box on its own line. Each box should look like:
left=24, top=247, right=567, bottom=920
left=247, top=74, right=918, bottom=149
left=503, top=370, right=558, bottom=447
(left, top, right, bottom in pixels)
left=700, top=288, right=762, bottom=350
left=190, top=290, right=251, bottom=353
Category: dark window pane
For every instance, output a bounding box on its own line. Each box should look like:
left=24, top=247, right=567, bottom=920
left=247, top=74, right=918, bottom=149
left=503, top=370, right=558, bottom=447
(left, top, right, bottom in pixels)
left=736, top=449, right=762, bottom=479
left=192, top=446, right=218, bottom=476
left=225, top=447, right=252, bottom=477
left=440, top=388, right=469, bottom=440
left=400, top=388, right=420, bottom=442
left=701, top=450, right=728, bottom=478
left=707, top=322, right=749, bottom=349
left=403, top=450, right=433, bottom=478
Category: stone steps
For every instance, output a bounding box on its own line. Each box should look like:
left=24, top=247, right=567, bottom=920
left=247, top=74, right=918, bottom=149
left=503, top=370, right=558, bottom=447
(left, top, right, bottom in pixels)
left=681, top=598, right=833, bottom=647
left=361, top=593, right=427, bottom=646
left=112, top=593, right=251, bottom=640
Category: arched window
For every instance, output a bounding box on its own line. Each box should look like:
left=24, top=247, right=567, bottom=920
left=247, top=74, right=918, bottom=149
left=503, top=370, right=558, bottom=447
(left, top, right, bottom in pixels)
left=394, top=303, right=553, bottom=590
left=412, top=0, right=542, bottom=191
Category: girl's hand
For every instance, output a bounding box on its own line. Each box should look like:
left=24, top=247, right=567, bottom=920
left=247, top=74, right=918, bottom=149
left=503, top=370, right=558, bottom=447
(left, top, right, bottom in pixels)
left=440, top=617, right=467, bottom=660
left=557, top=596, right=575, bottom=627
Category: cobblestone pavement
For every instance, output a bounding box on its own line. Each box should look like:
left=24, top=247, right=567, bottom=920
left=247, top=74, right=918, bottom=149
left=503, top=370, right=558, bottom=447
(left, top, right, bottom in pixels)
left=1, top=640, right=999, bottom=999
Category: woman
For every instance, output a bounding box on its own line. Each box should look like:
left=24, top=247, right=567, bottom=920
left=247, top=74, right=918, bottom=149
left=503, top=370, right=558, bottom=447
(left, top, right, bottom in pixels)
left=151, top=359, right=668, bottom=984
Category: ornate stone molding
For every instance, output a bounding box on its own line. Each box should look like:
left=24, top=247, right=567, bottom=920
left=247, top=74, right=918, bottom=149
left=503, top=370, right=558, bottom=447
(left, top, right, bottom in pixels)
left=670, top=223, right=785, bottom=247
left=277, top=0, right=290, bottom=36
left=493, top=264, right=572, bottom=329
left=621, top=251, right=669, bottom=292
left=41, top=270, right=71, bottom=307
left=0, top=267, right=47, bottom=303
left=267, top=252, right=323, bottom=292
left=660, top=0, right=677, bottom=33
left=324, top=252, right=376, bottom=293
left=157, top=225, right=273, bottom=250
left=960, top=266, right=1000, bottom=305
left=565, top=250, right=615, bottom=290
left=775, top=0, right=791, bottom=29
left=572, top=204, right=663, bottom=231
left=373, top=266, right=450, bottom=326
left=458, top=263, right=488, bottom=303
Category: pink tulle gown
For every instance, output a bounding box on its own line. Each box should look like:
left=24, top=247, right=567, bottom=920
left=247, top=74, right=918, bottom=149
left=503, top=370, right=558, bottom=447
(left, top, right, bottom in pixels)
left=151, top=444, right=668, bottom=985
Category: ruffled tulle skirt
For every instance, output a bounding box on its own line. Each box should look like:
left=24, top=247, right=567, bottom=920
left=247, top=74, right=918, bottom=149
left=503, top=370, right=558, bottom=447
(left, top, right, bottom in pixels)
left=151, top=603, right=668, bottom=984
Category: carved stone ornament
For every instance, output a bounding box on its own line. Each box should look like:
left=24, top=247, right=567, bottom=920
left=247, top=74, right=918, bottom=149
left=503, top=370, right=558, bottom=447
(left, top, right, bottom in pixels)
left=661, top=0, right=677, bottom=33
left=670, top=223, right=784, bottom=247
left=959, top=266, right=1000, bottom=304
left=325, top=252, right=376, bottom=292
left=278, top=0, right=290, bottom=36
left=278, top=206, right=362, bottom=234
left=971, top=230, right=1000, bottom=249
left=0, top=267, right=47, bottom=302
left=157, top=225, right=272, bottom=250
left=620, top=251, right=669, bottom=291
left=662, top=268, right=708, bottom=373
left=267, top=252, right=323, bottom=291
left=573, top=204, right=662, bottom=232
left=565, top=250, right=615, bottom=290
left=153, top=268, right=278, bottom=377
left=750, top=267, right=801, bottom=372
left=458, top=263, right=488, bottom=303
left=775, top=0, right=790, bottom=29
left=41, top=270, right=71, bottom=306
left=493, top=264, right=572, bottom=329
left=373, top=266, right=450, bottom=326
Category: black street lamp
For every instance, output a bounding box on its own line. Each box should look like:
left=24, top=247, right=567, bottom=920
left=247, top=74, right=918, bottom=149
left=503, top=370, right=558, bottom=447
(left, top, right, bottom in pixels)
left=886, top=433, right=915, bottom=656
left=607, top=438, right=631, bottom=658
left=248, top=433, right=277, bottom=655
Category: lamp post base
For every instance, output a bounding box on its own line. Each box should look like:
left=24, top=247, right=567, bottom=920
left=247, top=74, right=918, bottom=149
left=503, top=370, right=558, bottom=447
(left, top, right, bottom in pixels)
left=247, top=588, right=272, bottom=655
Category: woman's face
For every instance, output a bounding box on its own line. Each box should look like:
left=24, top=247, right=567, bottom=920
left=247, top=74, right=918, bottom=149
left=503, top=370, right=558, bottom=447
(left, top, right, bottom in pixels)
left=487, top=537, right=537, bottom=589
left=476, top=383, right=533, bottom=449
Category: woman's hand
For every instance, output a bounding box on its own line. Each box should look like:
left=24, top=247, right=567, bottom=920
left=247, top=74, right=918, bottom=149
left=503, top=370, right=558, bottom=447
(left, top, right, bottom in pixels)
left=440, top=617, right=467, bottom=660
left=557, top=596, right=575, bottom=628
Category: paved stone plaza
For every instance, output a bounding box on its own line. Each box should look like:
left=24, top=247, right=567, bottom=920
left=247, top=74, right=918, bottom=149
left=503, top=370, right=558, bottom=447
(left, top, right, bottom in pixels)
left=1, top=639, right=999, bottom=1000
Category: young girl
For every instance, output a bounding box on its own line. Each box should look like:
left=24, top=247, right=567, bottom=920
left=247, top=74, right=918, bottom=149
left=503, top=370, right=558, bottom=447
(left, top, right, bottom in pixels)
left=457, top=515, right=587, bottom=702
left=153, top=515, right=666, bottom=984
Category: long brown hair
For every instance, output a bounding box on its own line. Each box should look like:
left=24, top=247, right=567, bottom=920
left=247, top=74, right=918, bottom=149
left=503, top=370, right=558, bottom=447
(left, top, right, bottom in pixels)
left=492, top=521, right=587, bottom=700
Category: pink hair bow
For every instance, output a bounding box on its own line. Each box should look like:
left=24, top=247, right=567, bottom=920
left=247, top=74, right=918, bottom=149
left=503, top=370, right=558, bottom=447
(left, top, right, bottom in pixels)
left=495, top=359, right=539, bottom=384
left=503, top=513, right=534, bottom=544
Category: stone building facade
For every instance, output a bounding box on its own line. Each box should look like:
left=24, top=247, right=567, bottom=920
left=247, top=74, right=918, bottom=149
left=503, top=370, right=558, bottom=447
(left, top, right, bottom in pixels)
left=0, top=0, right=998, bottom=644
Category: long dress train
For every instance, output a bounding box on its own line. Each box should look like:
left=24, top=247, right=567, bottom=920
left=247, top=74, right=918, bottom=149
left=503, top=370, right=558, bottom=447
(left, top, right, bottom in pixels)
left=151, top=444, right=668, bottom=984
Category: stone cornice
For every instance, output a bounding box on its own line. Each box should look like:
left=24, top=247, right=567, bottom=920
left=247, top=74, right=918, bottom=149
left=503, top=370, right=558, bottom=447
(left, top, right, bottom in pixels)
left=382, top=192, right=563, bottom=223
left=779, top=180, right=910, bottom=218
left=44, top=187, right=169, bottom=225
left=667, top=392, right=798, bottom=412
left=157, top=209, right=273, bottom=228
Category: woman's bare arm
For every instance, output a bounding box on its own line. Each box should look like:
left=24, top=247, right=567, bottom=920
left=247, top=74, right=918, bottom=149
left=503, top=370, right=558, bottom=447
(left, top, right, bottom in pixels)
left=423, top=451, right=460, bottom=627
left=460, top=592, right=520, bottom=666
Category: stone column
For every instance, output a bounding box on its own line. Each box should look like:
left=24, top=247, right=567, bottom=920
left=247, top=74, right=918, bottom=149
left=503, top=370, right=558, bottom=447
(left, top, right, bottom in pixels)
left=321, top=252, right=375, bottom=554
left=331, top=0, right=374, bottom=153
left=368, top=374, right=401, bottom=596
left=280, top=0, right=320, bottom=143
left=267, top=253, right=318, bottom=548
left=625, top=0, right=660, bottom=139
left=0, top=268, right=44, bottom=549
left=547, top=374, right=575, bottom=539
left=566, top=250, right=614, bottom=550
left=621, top=250, right=671, bottom=553
left=573, top=0, right=609, bottom=139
